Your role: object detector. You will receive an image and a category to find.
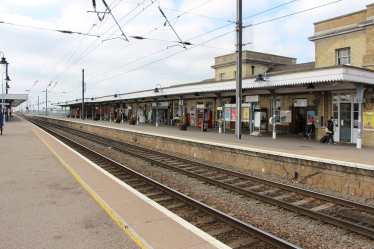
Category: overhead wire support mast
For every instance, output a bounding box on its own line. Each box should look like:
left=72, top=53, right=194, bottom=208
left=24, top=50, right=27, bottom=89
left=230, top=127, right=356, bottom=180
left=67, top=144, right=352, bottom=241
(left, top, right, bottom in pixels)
left=88, top=0, right=129, bottom=42
left=158, top=7, right=187, bottom=50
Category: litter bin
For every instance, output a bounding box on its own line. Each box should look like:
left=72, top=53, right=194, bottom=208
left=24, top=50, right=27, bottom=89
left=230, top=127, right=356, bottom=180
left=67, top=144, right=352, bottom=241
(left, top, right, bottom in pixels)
left=218, top=119, right=223, bottom=133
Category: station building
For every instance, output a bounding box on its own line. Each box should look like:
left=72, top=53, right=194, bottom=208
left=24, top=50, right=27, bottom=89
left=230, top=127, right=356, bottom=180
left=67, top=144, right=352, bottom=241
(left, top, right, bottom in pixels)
left=58, top=3, right=374, bottom=147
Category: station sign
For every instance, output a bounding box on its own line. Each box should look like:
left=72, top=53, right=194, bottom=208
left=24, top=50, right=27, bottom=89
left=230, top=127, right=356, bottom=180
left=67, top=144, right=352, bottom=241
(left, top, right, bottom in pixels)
left=294, top=99, right=307, bottom=107
left=152, top=102, right=168, bottom=107
left=245, top=95, right=259, bottom=102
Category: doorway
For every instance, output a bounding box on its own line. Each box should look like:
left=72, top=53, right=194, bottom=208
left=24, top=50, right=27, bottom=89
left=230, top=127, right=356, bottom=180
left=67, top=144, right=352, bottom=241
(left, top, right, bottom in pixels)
left=332, top=92, right=358, bottom=143
left=339, top=103, right=352, bottom=142
left=292, top=107, right=306, bottom=134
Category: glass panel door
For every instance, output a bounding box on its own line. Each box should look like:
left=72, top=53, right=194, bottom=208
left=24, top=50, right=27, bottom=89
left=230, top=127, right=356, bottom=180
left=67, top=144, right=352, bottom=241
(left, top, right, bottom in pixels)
left=340, top=103, right=351, bottom=142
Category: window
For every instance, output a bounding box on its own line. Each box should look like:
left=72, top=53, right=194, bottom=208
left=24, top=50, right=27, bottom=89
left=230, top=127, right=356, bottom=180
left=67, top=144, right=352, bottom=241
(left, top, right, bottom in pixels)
left=206, top=102, right=213, bottom=110
left=234, top=71, right=236, bottom=79
left=336, top=48, right=350, bottom=65
left=174, top=102, right=179, bottom=117
left=219, top=73, right=226, bottom=80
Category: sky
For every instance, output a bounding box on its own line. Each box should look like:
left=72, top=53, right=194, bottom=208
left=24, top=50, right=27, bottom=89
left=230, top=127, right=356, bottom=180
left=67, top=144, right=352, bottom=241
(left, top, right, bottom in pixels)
left=1, top=0, right=373, bottom=107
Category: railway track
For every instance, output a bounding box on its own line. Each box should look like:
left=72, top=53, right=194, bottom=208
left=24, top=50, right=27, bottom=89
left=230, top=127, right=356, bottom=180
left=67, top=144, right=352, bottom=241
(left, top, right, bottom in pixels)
left=26, top=116, right=300, bottom=248
left=26, top=116, right=374, bottom=242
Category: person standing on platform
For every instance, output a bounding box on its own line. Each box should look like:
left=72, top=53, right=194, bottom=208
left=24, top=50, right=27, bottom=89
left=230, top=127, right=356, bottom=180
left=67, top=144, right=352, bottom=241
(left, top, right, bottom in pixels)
left=0, top=110, right=3, bottom=135
left=325, top=117, right=336, bottom=145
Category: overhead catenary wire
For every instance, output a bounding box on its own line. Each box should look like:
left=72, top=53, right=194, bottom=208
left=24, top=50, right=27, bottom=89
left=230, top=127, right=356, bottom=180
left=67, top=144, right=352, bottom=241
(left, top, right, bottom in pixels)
left=49, top=0, right=153, bottom=86
left=56, top=0, right=214, bottom=85
left=22, top=0, right=134, bottom=94
left=82, top=0, right=343, bottom=87
left=87, top=29, right=236, bottom=85
left=59, top=0, right=300, bottom=85
left=80, top=1, right=306, bottom=84
left=40, top=0, right=342, bottom=99
left=0, top=21, right=101, bottom=37
left=243, top=0, right=343, bottom=28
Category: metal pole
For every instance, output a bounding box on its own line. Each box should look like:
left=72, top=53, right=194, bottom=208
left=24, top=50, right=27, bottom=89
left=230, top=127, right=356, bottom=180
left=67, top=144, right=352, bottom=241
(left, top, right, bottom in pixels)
left=38, top=96, right=39, bottom=115
left=250, top=104, right=253, bottom=134
left=156, top=100, right=159, bottom=127
left=45, top=89, right=47, bottom=116
left=1, top=73, right=4, bottom=124
left=82, top=69, right=84, bottom=120
left=272, top=94, right=277, bottom=139
left=355, top=83, right=365, bottom=149
left=235, top=0, right=242, bottom=139
left=223, top=103, right=226, bottom=133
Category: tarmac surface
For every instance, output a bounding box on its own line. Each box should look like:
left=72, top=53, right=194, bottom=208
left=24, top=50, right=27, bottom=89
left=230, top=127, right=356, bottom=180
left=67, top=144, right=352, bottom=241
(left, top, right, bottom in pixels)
left=0, top=117, right=140, bottom=249
left=1, top=115, right=228, bottom=249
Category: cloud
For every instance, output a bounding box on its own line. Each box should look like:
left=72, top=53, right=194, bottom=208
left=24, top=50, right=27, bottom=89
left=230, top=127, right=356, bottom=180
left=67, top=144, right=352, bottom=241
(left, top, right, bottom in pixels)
left=1, top=0, right=373, bottom=105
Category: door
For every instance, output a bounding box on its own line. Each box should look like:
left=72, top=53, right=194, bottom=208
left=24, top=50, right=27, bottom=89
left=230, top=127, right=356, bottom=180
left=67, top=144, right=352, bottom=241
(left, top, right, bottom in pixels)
left=340, top=103, right=351, bottom=142
left=293, top=107, right=306, bottom=134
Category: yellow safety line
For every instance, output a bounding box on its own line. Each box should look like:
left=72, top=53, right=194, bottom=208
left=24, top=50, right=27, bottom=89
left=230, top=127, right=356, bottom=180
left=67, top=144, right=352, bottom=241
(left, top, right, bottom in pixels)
left=30, top=128, right=147, bottom=249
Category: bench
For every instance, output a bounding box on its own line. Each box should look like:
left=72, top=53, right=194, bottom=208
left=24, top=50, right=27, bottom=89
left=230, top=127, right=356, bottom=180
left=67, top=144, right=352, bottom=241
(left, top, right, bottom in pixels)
left=93, top=114, right=104, bottom=121
left=275, top=124, right=289, bottom=134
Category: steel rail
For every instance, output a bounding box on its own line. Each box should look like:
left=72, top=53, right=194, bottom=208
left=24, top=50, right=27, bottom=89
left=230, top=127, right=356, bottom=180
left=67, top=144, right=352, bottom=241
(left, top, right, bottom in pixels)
left=26, top=116, right=374, bottom=240
left=28, top=117, right=301, bottom=249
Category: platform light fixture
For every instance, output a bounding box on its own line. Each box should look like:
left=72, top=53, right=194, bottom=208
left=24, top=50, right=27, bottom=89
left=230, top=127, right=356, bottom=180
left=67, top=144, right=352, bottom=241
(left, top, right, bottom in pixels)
left=306, top=83, right=315, bottom=89
left=0, top=55, right=8, bottom=68
left=114, top=91, right=120, bottom=98
left=254, top=67, right=269, bottom=82
left=154, top=84, right=162, bottom=93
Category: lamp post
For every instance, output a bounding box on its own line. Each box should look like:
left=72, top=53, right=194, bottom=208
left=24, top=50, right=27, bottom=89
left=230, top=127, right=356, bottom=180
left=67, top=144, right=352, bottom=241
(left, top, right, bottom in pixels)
left=91, top=96, right=96, bottom=120
left=42, top=90, right=47, bottom=116
left=154, top=84, right=162, bottom=127
left=1, top=52, right=9, bottom=124
left=113, top=91, right=120, bottom=122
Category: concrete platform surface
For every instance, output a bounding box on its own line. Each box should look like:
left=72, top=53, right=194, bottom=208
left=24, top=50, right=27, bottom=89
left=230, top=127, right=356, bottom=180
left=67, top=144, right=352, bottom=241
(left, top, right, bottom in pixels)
left=46, top=115, right=374, bottom=167
left=0, top=117, right=227, bottom=249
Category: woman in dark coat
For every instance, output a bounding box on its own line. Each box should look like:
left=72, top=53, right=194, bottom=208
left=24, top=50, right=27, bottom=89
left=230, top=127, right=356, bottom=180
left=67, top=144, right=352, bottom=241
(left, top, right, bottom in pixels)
left=325, top=117, right=336, bottom=145
left=0, top=110, right=3, bottom=135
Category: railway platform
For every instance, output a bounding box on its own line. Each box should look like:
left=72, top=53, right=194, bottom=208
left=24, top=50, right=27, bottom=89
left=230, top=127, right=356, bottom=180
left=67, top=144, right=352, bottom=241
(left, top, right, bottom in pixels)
left=0, top=116, right=227, bottom=249
left=42, top=115, right=374, bottom=166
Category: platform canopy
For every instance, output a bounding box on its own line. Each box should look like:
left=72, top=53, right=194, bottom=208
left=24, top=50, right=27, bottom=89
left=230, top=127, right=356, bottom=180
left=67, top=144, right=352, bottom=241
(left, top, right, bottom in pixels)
left=53, top=65, right=374, bottom=106
left=2, top=94, right=28, bottom=107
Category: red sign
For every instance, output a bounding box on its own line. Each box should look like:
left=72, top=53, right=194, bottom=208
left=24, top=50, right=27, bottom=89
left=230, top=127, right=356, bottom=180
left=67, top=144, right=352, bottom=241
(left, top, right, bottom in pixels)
left=231, top=108, right=236, bottom=121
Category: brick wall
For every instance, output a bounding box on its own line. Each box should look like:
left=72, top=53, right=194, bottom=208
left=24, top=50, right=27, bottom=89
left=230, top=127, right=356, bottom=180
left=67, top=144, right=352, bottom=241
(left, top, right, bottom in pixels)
left=367, top=3, right=374, bottom=17
left=315, top=32, right=366, bottom=68
left=314, top=11, right=366, bottom=33
left=363, top=27, right=374, bottom=67
left=43, top=116, right=374, bottom=198
left=362, top=90, right=374, bottom=147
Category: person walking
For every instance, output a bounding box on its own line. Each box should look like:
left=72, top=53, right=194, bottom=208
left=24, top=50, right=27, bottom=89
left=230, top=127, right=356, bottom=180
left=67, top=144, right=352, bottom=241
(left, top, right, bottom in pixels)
left=325, top=117, right=336, bottom=145
left=300, top=121, right=315, bottom=139
left=0, top=110, right=3, bottom=135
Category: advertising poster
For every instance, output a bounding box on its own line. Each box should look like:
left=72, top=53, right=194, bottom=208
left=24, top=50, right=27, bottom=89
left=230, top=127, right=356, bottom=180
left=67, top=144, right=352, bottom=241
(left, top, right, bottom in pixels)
left=280, top=110, right=292, bottom=122
left=242, top=108, right=250, bottom=122
left=231, top=108, right=236, bottom=121
left=225, top=108, right=231, bottom=121
left=363, top=112, right=374, bottom=131
left=190, top=106, right=195, bottom=118
left=307, top=111, right=315, bottom=125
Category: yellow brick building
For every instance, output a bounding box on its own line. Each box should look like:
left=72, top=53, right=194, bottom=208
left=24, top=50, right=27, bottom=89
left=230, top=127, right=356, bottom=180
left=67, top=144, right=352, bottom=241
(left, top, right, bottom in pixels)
left=308, top=3, right=374, bottom=147
left=207, top=3, right=374, bottom=147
